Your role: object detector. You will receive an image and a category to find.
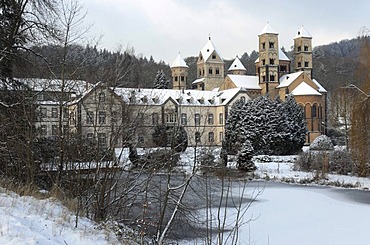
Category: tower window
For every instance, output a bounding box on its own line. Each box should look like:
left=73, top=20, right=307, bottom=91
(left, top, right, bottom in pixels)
left=305, top=61, right=309, bottom=67
left=209, top=67, right=213, bottom=75
left=216, top=68, right=220, bottom=75
left=298, top=62, right=302, bottom=68
left=269, top=58, right=274, bottom=65
left=175, top=76, right=178, bottom=81
left=262, top=42, right=266, bottom=49
left=262, top=59, right=266, bottom=65
left=181, top=76, right=185, bottom=81
left=269, top=42, right=274, bottom=48
left=304, top=46, right=309, bottom=51
left=297, top=46, right=301, bottom=52
left=212, top=54, right=216, bottom=59
left=270, top=75, right=275, bottom=81
left=262, top=76, right=266, bottom=82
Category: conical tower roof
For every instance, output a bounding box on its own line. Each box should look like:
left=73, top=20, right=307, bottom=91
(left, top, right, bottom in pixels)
left=228, top=56, right=246, bottom=72
left=170, top=53, right=188, bottom=68
left=259, top=22, right=278, bottom=35
left=294, top=26, right=312, bottom=39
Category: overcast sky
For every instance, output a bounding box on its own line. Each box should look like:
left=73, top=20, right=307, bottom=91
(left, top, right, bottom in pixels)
left=80, top=0, right=369, bottom=64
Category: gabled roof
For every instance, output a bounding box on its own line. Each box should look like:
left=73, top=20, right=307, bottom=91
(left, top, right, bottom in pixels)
left=294, top=26, right=312, bottom=39
left=227, top=75, right=260, bottom=90
left=312, top=79, right=327, bottom=93
left=170, top=53, right=188, bottom=68
left=200, top=37, right=223, bottom=62
left=228, top=57, right=246, bottom=71
left=277, top=71, right=304, bottom=88
left=259, top=22, right=278, bottom=35
left=279, top=49, right=290, bottom=61
left=291, top=82, right=322, bottom=96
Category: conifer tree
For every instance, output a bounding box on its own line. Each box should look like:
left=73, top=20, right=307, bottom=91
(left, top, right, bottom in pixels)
left=153, top=70, right=170, bottom=89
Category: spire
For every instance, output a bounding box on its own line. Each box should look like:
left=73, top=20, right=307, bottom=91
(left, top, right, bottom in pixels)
left=294, top=26, right=312, bottom=39
left=170, top=52, right=188, bottom=68
left=259, top=22, right=278, bottom=35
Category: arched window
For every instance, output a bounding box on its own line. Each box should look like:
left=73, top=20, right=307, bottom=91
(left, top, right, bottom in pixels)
left=311, top=104, right=317, bottom=118
left=216, top=67, right=220, bottom=75
left=209, top=67, right=213, bottom=75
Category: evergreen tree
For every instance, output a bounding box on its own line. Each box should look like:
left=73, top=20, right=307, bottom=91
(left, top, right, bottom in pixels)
left=237, top=140, right=256, bottom=172
left=152, top=124, right=168, bottom=147
left=172, top=126, right=188, bottom=152
left=153, top=70, right=170, bottom=89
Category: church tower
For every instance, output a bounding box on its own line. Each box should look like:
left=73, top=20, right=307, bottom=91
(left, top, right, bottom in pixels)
left=170, top=53, right=188, bottom=90
left=257, top=23, right=279, bottom=96
left=293, top=26, right=313, bottom=79
left=194, top=36, right=225, bottom=91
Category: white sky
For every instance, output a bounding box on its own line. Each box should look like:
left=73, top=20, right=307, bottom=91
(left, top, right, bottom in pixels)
left=80, top=0, right=370, bottom=64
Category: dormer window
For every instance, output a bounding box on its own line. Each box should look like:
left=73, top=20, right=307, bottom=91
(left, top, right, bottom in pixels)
left=269, top=42, right=274, bottom=48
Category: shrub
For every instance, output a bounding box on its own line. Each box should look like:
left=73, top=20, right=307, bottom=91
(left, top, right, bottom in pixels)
left=237, top=141, right=256, bottom=172
left=309, top=135, right=334, bottom=151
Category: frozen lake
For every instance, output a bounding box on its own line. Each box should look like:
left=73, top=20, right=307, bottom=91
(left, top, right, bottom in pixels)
left=181, top=181, right=370, bottom=245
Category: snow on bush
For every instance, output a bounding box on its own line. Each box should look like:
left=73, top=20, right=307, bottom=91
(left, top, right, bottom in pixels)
left=309, top=135, right=334, bottom=151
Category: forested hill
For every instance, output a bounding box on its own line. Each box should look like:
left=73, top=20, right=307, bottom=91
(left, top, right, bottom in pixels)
left=14, top=36, right=369, bottom=92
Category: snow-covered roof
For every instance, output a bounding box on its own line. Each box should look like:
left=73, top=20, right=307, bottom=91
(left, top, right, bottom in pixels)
left=17, top=78, right=92, bottom=94
left=228, top=57, right=246, bottom=71
left=192, top=78, right=205, bottom=84
left=170, top=53, right=188, bottom=68
left=279, top=49, right=290, bottom=61
left=291, top=82, right=321, bottom=96
left=200, top=37, right=223, bottom=62
left=277, top=71, right=304, bottom=88
left=259, top=22, right=278, bottom=35
left=113, top=87, right=242, bottom=106
left=227, top=75, right=261, bottom=90
left=312, top=79, right=327, bottom=93
left=294, top=26, right=312, bottom=39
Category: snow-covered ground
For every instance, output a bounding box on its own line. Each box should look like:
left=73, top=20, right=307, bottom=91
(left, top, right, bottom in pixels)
left=1, top=146, right=369, bottom=244
left=0, top=188, right=127, bottom=245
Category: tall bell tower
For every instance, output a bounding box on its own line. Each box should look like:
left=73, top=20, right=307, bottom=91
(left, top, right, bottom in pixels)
left=293, top=26, right=313, bottom=79
left=258, top=22, right=279, bottom=96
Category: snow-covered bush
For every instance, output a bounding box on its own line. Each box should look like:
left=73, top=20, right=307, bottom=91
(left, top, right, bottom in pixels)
left=309, top=135, right=334, bottom=151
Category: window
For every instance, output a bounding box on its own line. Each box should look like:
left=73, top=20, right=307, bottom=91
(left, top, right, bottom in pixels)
left=262, top=42, right=266, bottom=49
left=208, top=114, right=214, bottom=125
left=152, top=113, right=159, bottom=125
left=216, top=68, right=220, bottom=75
left=40, top=107, right=47, bottom=118
left=262, top=59, right=266, bottom=65
left=297, top=62, right=302, bottom=68
left=181, top=76, right=185, bottom=81
left=52, top=125, right=58, bottom=136
left=269, top=42, right=274, bottom=48
left=280, top=65, right=287, bottom=72
left=270, top=75, right=275, bottom=81
left=305, top=61, right=309, bottom=67
left=195, top=113, right=200, bottom=125
left=51, top=108, right=58, bottom=118
left=219, top=132, right=224, bottom=142
left=240, top=96, right=246, bottom=103
left=199, top=69, right=202, bottom=76
left=99, top=111, right=106, bottom=124
left=40, top=125, right=47, bottom=136
left=166, top=113, right=176, bottom=123
left=181, top=113, right=187, bottom=125
left=212, top=54, right=216, bottom=59
left=304, top=45, right=309, bottom=51
left=175, top=76, right=178, bottom=82
left=262, top=75, right=266, bottom=82
left=285, top=87, right=289, bottom=95
left=208, top=132, right=214, bottom=142
left=311, top=105, right=317, bottom=118
left=86, top=111, right=94, bottom=124
left=195, top=132, right=201, bottom=142
left=297, top=46, right=302, bottom=52
left=98, top=133, right=106, bottom=148
left=98, top=92, right=105, bottom=102
left=219, top=113, right=223, bottom=124
left=209, top=67, right=213, bottom=75
left=270, top=58, right=274, bottom=65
